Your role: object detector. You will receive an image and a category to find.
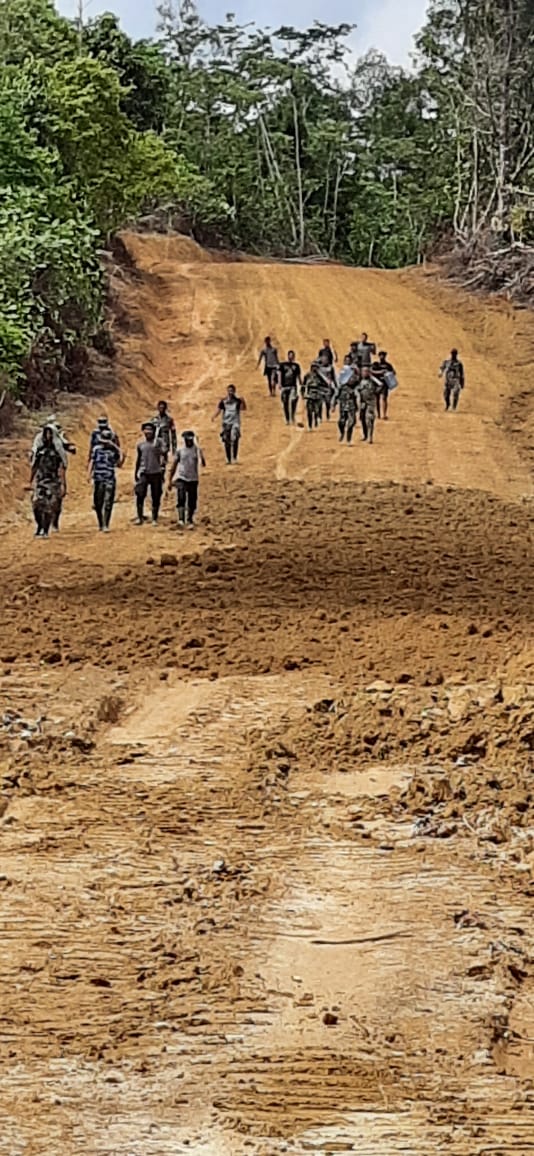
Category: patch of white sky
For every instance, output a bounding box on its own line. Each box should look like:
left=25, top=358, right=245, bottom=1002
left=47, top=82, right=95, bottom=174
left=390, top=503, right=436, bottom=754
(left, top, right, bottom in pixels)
left=58, top=0, right=430, bottom=67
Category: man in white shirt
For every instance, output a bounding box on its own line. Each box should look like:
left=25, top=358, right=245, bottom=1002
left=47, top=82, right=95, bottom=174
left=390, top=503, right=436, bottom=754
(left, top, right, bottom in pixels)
left=167, top=431, right=206, bottom=528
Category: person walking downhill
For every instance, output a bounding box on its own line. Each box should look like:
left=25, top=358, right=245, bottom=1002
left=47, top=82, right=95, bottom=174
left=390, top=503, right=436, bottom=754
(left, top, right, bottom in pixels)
left=257, top=336, right=279, bottom=396
left=301, top=362, right=323, bottom=431
left=371, top=350, right=396, bottom=420
left=356, top=332, right=376, bottom=371
left=31, top=417, right=76, bottom=532
left=88, top=428, right=123, bottom=532
left=214, top=384, right=247, bottom=464
left=439, top=349, right=465, bottom=411
left=167, top=431, right=206, bottom=529
left=334, top=357, right=358, bottom=444
left=357, top=367, right=378, bottom=444
left=317, top=355, right=335, bottom=421
left=278, top=350, right=302, bottom=425
left=134, top=422, right=165, bottom=525
left=318, top=338, right=338, bottom=384
left=30, top=425, right=66, bottom=539
left=153, top=400, right=177, bottom=474
left=87, top=415, right=120, bottom=463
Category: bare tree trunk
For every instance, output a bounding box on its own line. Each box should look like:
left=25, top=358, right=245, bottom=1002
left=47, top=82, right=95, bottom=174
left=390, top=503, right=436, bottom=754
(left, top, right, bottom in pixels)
left=330, top=161, right=344, bottom=255
left=291, top=93, right=305, bottom=253
left=259, top=116, right=298, bottom=247
left=494, top=0, right=514, bottom=234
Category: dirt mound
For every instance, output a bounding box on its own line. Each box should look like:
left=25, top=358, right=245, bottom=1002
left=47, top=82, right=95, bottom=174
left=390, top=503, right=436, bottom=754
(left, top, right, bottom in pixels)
left=252, top=679, right=534, bottom=774
left=0, top=234, right=533, bottom=1154
left=122, top=230, right=213, bottom=266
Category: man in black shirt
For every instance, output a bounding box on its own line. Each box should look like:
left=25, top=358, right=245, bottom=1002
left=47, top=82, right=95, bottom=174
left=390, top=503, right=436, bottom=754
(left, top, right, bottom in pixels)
left=439, top=349, right=465, bottom=411
left=347, top=341, right=360, bottom=367
left=371, top=350, right=396, bottom=420
left=278, top=350, right=302, bottom=424
left=318, top=338, right=338, bottom=384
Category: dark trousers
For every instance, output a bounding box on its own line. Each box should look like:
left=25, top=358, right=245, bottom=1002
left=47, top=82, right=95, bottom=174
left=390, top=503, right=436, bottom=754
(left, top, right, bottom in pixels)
left=94, top=480, right=116, bottom=529
left=376, top=383, right=388, bottom=419
left=444, top=384, right=461, bottom=410
left=360, top=404, right=375, bottom=443
left=33, top=483, right=61, bottom=537
left=222, top=427, right=240, bottom=463
left=34, top=499, right=58, bottom=537
left=177, top=479, right=198, bottom=524
left=306, top=398, right=320, bottom=429
left=281, top=390, right=298, bottom=424
left=338, top=414, right=356, bottom=443
left=136, top=472, right=163, bottom=521
left=52, top=497, right=62, bottom=530
left=265, top=366, right=278, bottom=396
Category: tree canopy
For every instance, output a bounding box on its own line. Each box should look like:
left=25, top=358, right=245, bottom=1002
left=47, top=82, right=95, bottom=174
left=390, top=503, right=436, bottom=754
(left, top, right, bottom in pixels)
left=1, top=0, right=533, bottom=397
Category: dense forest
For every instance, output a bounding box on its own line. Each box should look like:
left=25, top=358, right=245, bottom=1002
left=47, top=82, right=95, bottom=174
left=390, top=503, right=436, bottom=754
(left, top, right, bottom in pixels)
left=1, top=0, right=533, bottom=398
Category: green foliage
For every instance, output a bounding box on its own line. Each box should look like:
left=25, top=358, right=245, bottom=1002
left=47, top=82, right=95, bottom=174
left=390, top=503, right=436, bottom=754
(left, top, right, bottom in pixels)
left=1, top=0, right=532, bottom=397
left=0, top=1, right=227, bottom=395
left=83, top=13, right=170, bottom=131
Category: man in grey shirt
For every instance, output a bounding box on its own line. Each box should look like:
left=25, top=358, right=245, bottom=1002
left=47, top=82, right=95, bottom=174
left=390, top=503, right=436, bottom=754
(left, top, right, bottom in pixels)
left=134, top=422, right=165, bottom=524
left=213, top=384, right=247, bottom=464
left=356, top=332, right=377, bottom=369
left=257, top=336, right=279, bottom=396
left=167, top=430, right=206, bottom=528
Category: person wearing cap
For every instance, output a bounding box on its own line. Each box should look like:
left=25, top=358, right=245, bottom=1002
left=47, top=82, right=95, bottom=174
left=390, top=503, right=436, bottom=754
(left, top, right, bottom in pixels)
left=87, top=415, right=120, bottom=465
left=134, top=422, right=165, bottom=524
left=167, top=431, right=206, bottom=529
left=371, top=350, right=396, bottom=420
left=88, top=427, right=123, bottom=532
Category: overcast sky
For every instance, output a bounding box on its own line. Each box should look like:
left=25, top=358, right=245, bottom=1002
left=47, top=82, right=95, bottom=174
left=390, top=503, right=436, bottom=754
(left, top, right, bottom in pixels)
left=58, top=0, right=430, bottom=66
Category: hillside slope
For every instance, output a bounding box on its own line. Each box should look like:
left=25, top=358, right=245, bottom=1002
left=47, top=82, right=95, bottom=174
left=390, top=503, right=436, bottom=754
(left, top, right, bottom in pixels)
left=0, top=237, right=533, bottom=1156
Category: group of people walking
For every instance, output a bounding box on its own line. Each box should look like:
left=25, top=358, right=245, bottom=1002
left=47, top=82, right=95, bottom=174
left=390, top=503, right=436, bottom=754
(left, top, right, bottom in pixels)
left=259, top=333, right=397, bottom=444
left=27, top=337, right=465, bottom=538
left=28, top=387, right=245, bottom=537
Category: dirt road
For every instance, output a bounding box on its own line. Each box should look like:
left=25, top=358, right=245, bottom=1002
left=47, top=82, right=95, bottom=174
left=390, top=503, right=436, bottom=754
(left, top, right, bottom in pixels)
left=0, top=237, right=533, bottom=1154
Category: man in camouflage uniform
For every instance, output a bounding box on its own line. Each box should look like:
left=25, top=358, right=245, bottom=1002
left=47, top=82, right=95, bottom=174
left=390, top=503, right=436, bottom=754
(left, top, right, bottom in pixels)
left=334, top=357, right=358, bottom=444
left=356, top=367, right=378, bottom=444
left=301, top=362, right=324, bottom=430
left=317, top=355, right=336, bottom=421
left=30, top=425, right=66, bottom=538
left=31, top=416, right=76, bottom=532
left=439, top=349, right=465, bottom=411
left=153, top=400, right=177, bottom=473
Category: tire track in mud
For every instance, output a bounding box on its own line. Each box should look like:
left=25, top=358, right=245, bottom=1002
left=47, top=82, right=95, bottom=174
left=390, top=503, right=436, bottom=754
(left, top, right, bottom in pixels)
left=1, top=236, right=533, bottom=1154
